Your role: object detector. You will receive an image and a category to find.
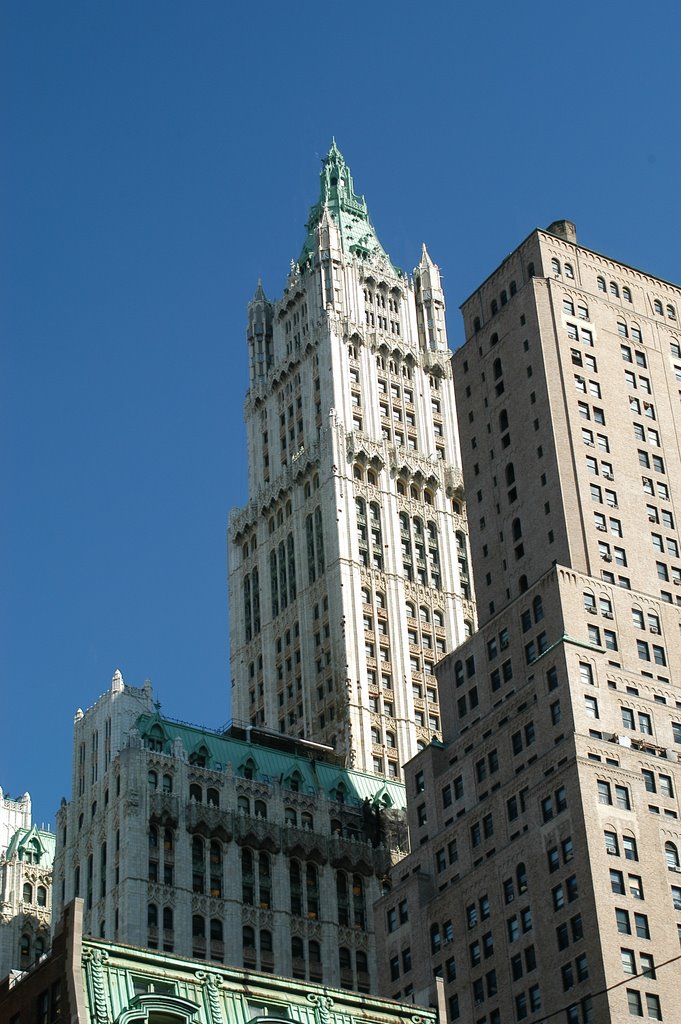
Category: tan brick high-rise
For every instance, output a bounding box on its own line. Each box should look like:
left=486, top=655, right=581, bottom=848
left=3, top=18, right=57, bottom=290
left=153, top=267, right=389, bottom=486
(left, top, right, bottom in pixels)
left=375, top=223, right=681, bottom=1023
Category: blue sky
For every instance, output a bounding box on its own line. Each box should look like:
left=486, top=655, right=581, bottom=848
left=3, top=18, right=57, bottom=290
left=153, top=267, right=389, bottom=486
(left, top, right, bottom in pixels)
left=2, top=2, right=681, bottom=826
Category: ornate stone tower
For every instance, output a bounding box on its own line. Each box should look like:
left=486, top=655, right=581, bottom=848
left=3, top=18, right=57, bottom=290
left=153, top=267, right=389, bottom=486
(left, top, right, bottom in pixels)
left=228, top=143, right=472, bottom=778
left=0, top=788, right=54, bottom=979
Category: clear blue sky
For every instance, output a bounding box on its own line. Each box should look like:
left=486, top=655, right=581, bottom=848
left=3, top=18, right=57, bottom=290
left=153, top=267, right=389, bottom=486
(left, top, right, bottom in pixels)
left=2, top=2, right=680, bottom=827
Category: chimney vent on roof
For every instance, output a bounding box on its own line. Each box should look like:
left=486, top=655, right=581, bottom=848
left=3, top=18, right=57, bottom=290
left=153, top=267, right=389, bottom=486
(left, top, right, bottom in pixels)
left=546, top=220, right=577, bottom=243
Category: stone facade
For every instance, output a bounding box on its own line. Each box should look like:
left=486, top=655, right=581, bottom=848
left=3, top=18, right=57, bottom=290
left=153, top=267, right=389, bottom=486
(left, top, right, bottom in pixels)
left=375, top=226, right=681, bottom=1022
left=0, top=788, right=54, bottom=981
left=0, top=898, right=437, bottom=1024
left=52, top=672, right=409, bottom=995
left=228, top=143, right=473, bottom=779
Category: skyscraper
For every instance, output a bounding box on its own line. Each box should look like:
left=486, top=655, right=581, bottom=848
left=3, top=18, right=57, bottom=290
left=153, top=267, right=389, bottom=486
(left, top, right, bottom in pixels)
left=376, top=223, right=681, bottom=1022
left=228, top=143, right=472, bottom=778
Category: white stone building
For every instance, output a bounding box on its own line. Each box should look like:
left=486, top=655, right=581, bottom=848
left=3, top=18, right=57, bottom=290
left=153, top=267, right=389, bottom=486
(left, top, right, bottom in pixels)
left=0, top=787, right=54, bottom=979
left=228, top=142, right=473, bottom=778
left=52, top=671, right=408, bottom=994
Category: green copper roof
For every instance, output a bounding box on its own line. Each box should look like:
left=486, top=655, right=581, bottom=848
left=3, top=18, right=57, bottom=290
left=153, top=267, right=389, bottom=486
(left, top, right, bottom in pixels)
left=135, top=713, right=406, bottom=810
left=298, top=141, right=395, bottom=268
left=5, top=824, right=56, bottom=865
left=78, top=929, right=436, bottom=1024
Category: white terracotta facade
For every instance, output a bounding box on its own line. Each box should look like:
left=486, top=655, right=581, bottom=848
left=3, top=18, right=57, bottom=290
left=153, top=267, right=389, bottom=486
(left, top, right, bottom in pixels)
left=228, top=144, right=472, bottom=779
left=52, top=671, right=408, bottom=995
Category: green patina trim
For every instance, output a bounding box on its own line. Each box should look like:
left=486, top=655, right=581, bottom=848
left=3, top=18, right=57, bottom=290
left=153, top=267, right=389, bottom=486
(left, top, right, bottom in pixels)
left=298, top=141, right=397, bottom=272
left=80, top=933, right=436, bottom=1024
left=5, top=823, right=56, bottom=864
left=561, top=632, right=604, bottom=653
left=135, top=713, right=406, bottom=810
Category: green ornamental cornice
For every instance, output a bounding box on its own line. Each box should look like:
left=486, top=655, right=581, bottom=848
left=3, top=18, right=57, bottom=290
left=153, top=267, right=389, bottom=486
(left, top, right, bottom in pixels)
left=298, top=141, right=395, bottom=270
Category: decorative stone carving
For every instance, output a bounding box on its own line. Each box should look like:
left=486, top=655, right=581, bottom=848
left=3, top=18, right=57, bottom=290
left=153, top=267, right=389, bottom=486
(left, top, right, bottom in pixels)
left=82, top=947, right=110, bottom=1023
left=195, top=970, right=225, bottom=1024
left=306, top=992, right=334, bottom=1024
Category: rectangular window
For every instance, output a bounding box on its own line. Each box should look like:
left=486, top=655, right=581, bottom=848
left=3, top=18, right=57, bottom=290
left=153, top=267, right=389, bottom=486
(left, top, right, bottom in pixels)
left=637, top=640, right=650, bottom=661
left=620, top=948, right=636, bottom=975
left=615, top=785, right=631, bottom=811
left=580, top=663, right=594, bottom=686
left=598, top=781, right=612, bottom=805
left=616, top=908, right=631, bottom=934
left=622, top=707, right=635, bottom=729
left=660, top=774, right=674, bottom=798
left=629, top=874, right=644, bottom=900
left=610, top=869, right=624, bottom=894
left=627, top=990, right=643, bottom=1016
left=566, top=875, right=578, bottom=902
left=623, top=836, right=638, bottom=861
left=634, top=953, right=652, bottom=982
left=604, top=630, right=618, bottom=651
left=585, top=696, right=599, bottom=719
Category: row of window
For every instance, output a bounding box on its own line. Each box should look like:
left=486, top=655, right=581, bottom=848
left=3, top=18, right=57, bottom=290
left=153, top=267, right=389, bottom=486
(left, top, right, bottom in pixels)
left=618, top=320, right=644, bottom=343
left=553, top=258, right=575, bottom=280
left=572, top=306, right=678, bottom=604
left=567, top=321, right=595, bottom=346
left=625, top=990, right=663, bottom=1019
left=596, top=276, right=633, bottom=302
left=22, top=882, right=48, bottom=906
left=654, top=299, right=677, bottom=319
left=19, top=932, right=47, bottom=965
left=149, top=900, right=369, bottom=988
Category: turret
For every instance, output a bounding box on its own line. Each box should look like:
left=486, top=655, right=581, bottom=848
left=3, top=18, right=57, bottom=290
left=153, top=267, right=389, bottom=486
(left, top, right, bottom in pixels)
left=414, top=243, right=448, bottom=352
left=247, top=278, right=273, bottom=385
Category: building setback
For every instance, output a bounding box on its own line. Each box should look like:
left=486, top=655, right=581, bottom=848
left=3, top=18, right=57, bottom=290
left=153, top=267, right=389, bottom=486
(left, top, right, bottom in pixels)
left=228, top=142, right=473, bottom=778
left=375, top=224, right=681, bottom=1022
left=0, top=898, right=437, bottom=1024
left=52, top=671, right=409, bottom=994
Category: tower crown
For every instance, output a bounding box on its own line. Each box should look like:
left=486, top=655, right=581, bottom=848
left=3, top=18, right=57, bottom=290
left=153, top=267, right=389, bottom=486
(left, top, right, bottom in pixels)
left=299, top=141, right=392, bottom=268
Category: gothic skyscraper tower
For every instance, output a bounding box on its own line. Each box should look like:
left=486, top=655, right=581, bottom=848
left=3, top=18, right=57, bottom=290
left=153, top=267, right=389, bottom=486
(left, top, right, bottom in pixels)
left=228, top=144, right=472, bottom=777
